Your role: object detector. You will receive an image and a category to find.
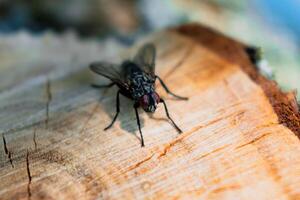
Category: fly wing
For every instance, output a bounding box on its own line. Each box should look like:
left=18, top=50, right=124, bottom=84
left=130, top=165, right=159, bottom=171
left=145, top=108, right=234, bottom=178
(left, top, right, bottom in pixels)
left=133, top=43, right=156, bottom=76
left=90, top=62, right=128, bottom=88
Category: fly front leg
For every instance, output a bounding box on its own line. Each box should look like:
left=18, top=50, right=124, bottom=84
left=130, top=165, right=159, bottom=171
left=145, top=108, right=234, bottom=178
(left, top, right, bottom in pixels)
left=134, top=103, right=145, bottom=147
left=156, top=75, right=188, bottom=100
left=160, top=98, right=183, bottom=133
left=104, top=90, right=120, bottom=130
left=91, top=82, right=115, bottom=89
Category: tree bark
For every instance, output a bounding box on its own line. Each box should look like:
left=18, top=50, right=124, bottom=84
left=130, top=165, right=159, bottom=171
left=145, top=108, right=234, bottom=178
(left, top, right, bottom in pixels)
left=0, top=24, right=300, bottom=200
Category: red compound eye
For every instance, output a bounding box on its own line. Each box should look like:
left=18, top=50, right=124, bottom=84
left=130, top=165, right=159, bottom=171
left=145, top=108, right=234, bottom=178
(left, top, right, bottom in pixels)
left=139, top=95, right=149, bottom=108
left=152, top=92, right=160, bottom=104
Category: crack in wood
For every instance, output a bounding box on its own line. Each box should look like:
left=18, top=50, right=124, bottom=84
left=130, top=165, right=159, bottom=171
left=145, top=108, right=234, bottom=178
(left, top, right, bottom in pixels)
left=26, top=150, right=32, bottom=199
left=33, top=129, right=37, bottom=150
left=163, top=45, right=194, bottom=80
left=2, top=134, right=14, bottom=168
left=127, top=113, right=241, bottom=171
left=128, top=141, right=230, bottom=174
left=223, top=78, right=240, bottom=101
left=157, top=111, right=245, bottom=159
left=158, top=43, right=182, bottom=59
left=210, top=184, right=241, bottom=194
left=79, top=102, right=100, bottom=135
left=2, top=121, right=42, bottom=138
left=127, top=154, right=155, bottom=172
left=234, top=124, right=291, bottom=195
left=45, top=78, right=52, bottom=128
left=7, top=151, right=14, bottom=168
left=157, top=136, right=187, bottom=159
left=2, top=133, right=8, bottom=154
left=194, top=144, right=230, bottom=162
left=236, top=132, right=273, bottom=150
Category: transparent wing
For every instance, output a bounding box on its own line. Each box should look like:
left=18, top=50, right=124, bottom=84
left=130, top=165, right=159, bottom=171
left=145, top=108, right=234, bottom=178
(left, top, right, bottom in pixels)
left=89, top=62, right=128, bottom=87
left=133, top=43, right=156, bottom=76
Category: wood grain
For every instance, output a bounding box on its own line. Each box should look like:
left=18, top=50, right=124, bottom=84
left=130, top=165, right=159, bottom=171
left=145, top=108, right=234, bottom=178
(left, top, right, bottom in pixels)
left=0, top=24, right=299, bottom=200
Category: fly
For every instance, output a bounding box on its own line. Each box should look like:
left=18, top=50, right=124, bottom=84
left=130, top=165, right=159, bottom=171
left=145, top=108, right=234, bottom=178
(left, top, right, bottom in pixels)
left=90, top=43, right=188, bottom=147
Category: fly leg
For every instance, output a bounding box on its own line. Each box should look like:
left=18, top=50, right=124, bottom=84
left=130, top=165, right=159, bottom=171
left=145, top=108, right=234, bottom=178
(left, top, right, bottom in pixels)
left=91, top=82, right=115, bottom=89
left=156, top=75, right=188, bottom=100
left=104, top=90, right=120, bottom=130
left=160, top=98, right=183, bottom=133
left=134, top=103, right=145, bottom=147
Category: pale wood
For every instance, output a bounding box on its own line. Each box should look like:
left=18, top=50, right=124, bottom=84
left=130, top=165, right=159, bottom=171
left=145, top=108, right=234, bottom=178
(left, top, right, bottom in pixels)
left=0, top=25, right=300, bottom=200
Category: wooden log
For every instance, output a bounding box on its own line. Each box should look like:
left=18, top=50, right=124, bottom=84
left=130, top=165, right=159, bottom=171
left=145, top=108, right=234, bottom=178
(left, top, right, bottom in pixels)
left=0, top=24, right=299, bottom=200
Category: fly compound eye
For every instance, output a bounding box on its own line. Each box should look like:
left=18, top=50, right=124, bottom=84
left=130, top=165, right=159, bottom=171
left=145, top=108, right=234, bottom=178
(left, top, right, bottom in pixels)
left=153, top=92, right=160, bottom=104
left=139, top=95, right=149, bottom=108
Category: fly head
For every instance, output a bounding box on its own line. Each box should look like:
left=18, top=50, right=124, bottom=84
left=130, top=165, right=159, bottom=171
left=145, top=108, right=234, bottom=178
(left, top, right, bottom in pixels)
left=139, top=92, right=160, bottom=113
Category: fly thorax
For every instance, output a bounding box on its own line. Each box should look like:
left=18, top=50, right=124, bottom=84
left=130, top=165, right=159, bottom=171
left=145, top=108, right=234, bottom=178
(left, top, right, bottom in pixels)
left=130, top=72, right=155, bottom=99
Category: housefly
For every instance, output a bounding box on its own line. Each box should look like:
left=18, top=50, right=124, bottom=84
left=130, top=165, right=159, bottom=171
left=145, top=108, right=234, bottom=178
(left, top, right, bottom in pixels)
left=90, top=43, right=188, bottom=147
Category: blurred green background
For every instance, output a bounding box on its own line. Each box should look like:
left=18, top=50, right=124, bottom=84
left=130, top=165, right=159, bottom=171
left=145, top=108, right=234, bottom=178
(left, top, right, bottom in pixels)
left=0, top=0, right=299, bottom=98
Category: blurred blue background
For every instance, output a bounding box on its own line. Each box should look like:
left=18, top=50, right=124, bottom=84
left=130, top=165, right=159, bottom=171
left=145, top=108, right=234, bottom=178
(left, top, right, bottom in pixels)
left=256, top=0, right=300, bottom=39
